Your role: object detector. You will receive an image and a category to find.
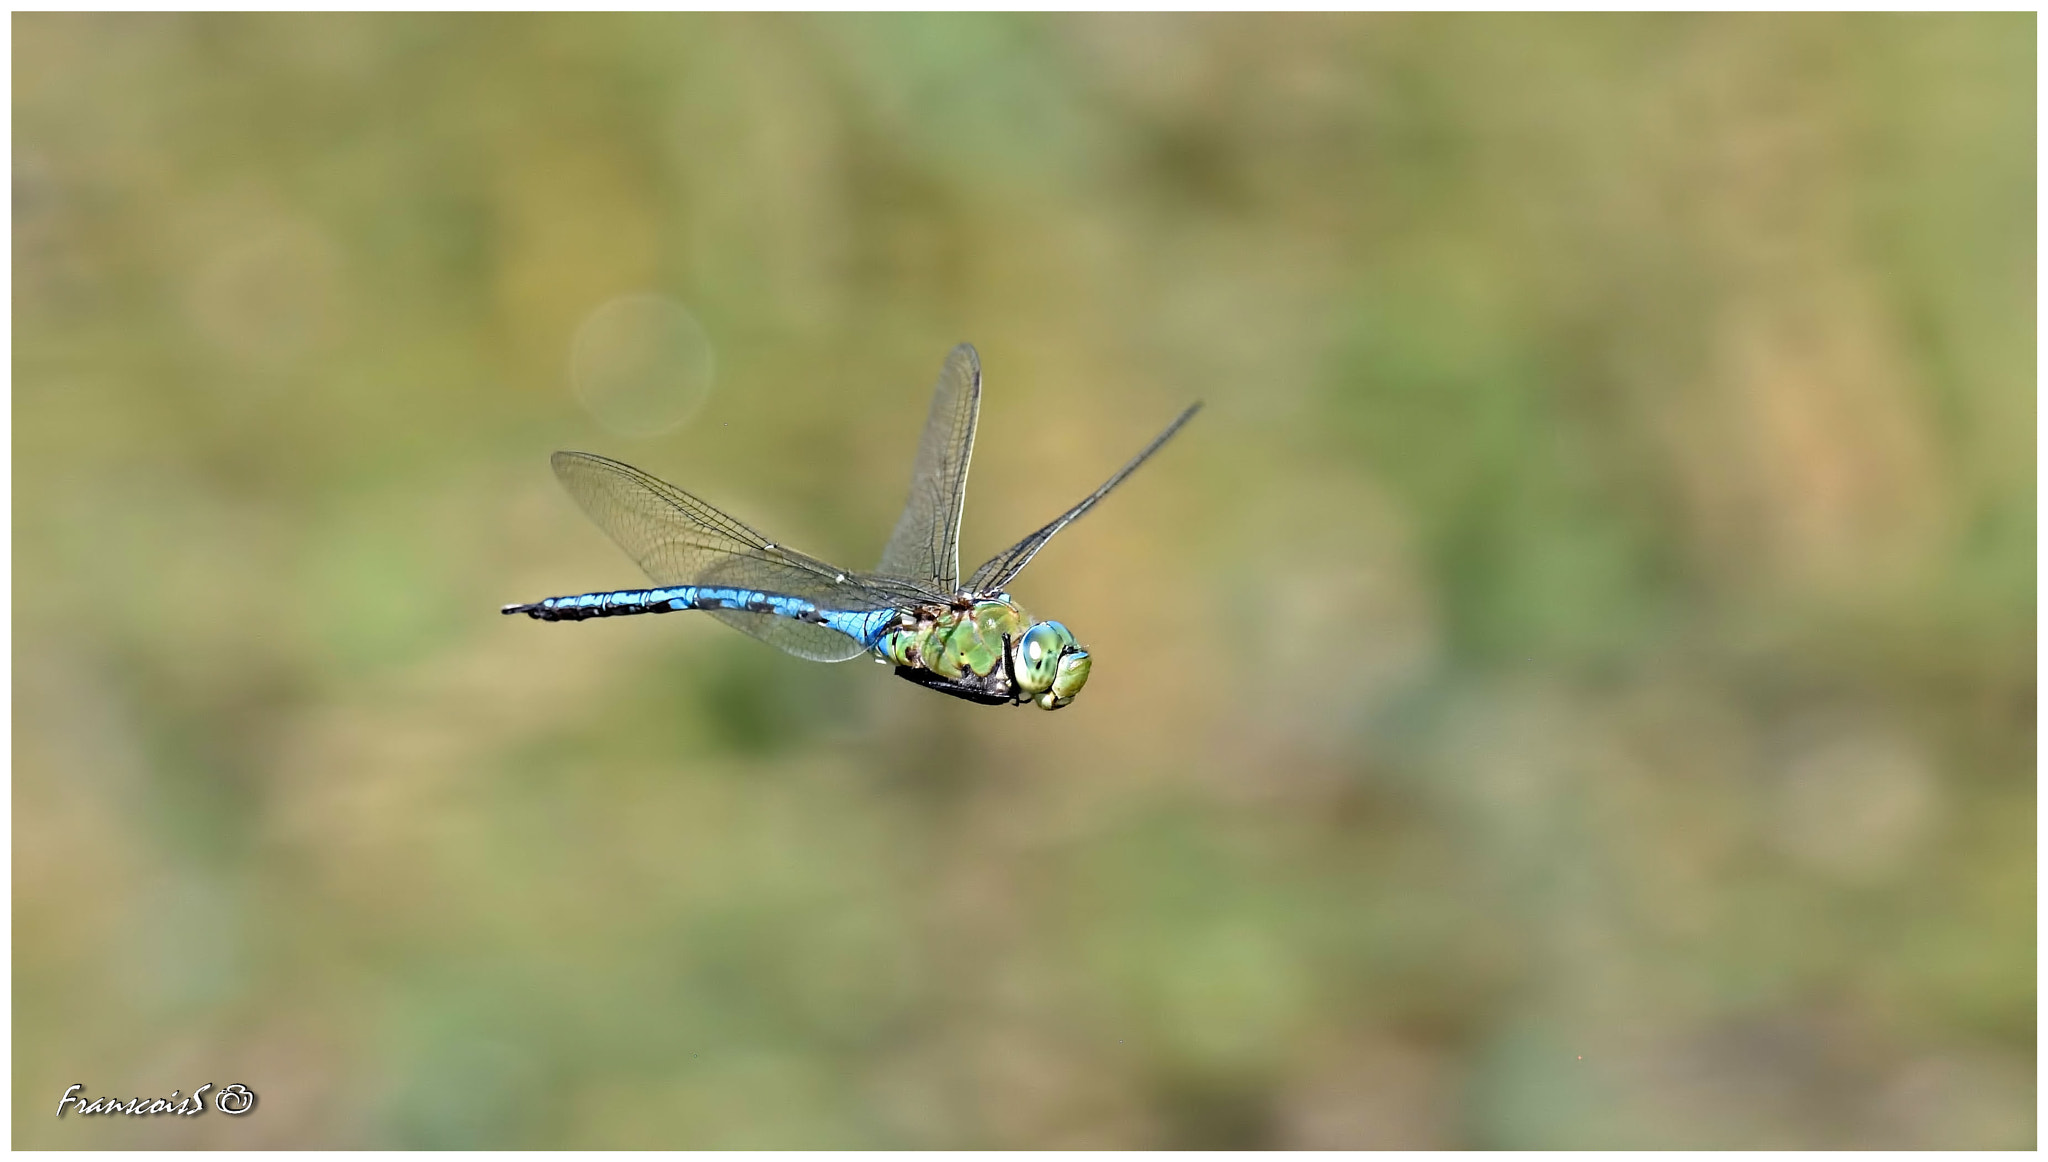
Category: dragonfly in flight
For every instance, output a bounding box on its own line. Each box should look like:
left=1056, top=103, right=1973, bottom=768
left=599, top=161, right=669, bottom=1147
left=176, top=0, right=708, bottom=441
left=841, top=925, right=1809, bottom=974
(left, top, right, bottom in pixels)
left=504, top=344, right=1199, bottom=709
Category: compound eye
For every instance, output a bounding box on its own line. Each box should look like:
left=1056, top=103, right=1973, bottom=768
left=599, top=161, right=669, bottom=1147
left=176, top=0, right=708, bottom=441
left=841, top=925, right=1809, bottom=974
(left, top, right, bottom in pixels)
left=1050, top=648, right=1091, bottom=704
left=1015, top=621, right=1075, bottom=694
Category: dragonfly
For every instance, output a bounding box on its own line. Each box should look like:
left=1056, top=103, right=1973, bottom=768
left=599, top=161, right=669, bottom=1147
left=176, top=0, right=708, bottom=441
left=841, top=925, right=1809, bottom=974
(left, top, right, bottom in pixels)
left=503, top=344, right=1200, bottom=709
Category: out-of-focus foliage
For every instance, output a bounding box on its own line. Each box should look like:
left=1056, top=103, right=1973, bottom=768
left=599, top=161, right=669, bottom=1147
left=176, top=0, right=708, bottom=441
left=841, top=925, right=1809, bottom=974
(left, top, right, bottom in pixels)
left=14, top=13, right=2033, bottom=1148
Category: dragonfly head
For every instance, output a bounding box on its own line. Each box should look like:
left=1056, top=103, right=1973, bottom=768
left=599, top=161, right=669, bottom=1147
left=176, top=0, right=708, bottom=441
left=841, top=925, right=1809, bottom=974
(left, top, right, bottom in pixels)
left=1013, top=620, right=1091, bottom=710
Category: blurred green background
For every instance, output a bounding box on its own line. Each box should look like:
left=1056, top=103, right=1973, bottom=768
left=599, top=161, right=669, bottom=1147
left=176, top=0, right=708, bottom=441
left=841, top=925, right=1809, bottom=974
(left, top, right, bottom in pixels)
left=14, top=12, right=2034, bottom=1148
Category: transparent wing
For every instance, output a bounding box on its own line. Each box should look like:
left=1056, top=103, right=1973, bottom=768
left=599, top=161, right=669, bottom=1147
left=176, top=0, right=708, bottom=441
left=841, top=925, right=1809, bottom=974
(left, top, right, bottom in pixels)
left=699, top=609, right=871, bottom=663
left=551, top=451, right=938, bottom=661
left=877, top=343, right=981, bottom=591
left=967, top=402, right=1202, bottom=593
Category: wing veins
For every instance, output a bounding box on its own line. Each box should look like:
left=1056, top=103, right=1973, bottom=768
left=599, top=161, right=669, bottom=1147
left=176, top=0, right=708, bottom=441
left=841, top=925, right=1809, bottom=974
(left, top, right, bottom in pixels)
left=877, top=344, right=981, bottom=591
left=551, top=450, right=943, bottom=610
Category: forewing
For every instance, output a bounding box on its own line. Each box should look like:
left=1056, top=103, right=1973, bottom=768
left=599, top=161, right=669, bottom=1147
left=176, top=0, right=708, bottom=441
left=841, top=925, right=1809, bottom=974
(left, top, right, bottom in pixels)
left=877, top=344, right=981, bottom=590
left=968, top=402, right=1202, bottom=593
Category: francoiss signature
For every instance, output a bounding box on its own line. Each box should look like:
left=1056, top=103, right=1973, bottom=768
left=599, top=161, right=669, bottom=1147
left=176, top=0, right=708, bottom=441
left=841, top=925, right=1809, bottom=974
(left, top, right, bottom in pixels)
left=57, top=1083, right=257, bottom=1118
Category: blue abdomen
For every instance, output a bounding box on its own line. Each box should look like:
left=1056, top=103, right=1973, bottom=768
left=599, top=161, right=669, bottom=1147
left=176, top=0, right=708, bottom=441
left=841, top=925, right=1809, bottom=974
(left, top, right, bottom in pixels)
left=504, top=585, right=898, bottom=650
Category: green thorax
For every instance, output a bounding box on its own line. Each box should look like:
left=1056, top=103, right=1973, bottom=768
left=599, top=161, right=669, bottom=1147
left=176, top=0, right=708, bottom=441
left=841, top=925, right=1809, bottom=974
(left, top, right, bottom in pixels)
left=875, top=599, right=1027, bottom=681
left=875, top=598, right=1090, bottom=710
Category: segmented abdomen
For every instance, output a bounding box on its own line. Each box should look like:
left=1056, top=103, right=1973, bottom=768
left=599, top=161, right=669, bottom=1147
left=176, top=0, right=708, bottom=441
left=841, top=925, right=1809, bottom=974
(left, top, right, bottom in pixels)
left=504, top=585, right=817, bottom=622
left=502, top=585, right=898, bottom=648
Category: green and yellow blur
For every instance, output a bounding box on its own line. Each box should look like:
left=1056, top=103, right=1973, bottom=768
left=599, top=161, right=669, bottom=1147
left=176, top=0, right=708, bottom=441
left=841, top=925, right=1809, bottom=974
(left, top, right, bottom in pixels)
left=14, top=13, right=2032, bottom=1150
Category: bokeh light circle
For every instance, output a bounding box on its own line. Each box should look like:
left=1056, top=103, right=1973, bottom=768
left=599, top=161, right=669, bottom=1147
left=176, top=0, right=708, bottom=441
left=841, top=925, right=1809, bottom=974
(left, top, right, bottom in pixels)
left=569, top=294, right=715, bottom=437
